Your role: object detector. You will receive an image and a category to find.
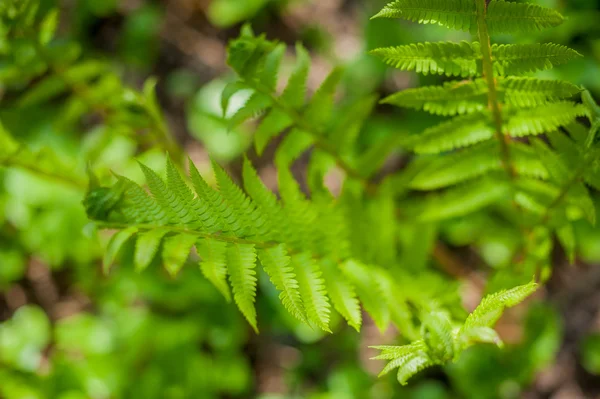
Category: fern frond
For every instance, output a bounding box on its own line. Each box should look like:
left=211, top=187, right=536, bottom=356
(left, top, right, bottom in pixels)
left=134, top=228, right=169, bottom=272
left=486, top=0, right=565, bottom=34
left=292, top=252, right=331, bottom=332
left=462, top=281, right=538, bottom=331
left=396, top=354, right=437, bottom=385
left=162, top=233, right=197, bottom=276
left=116, top=176, right=170, bottom=224
left=421, top=311, right=455, bottom=362
left=165, top=158, right=208, bottom=230
left=212, top=160, right=264, bottom=237
left=493, top=43, right=582, bottom=76
left=258, top=245, right=307, bottom=324
left=304, top=67, right=344, bottom=128
left=320, top=259, right=362, bottom=331
left=103, top=227, right=138, bottom=273
left=410, top=141, right=547, bottom=190
left=254, top=109, right=293, bottom=155
left=504, top=102, right=588, bottom=137
left=373, top=282, right=537, bottom=386
left=371, top=341, right=427, bottom=361
left=412, top=111, right=493, bottom=154
left=280, top=43, right=310, bottom=109
left=382, top=79, right=488, bottom=116
left=410, top=178, right=511, bottom=222
left=188, top=160, right=233, bottom=233
left=370, top=42, right=480, bottom=77
left=499, top=78, right=581, bottom=108
left=341, top=260, right=390, bottom=332
left=372, top=0, right=477, bottom=32
left=139, top=163, right=184, bottom=225
left=197, top=239, right=231, bottom=302
left=227, top=243, right=259, bottom=333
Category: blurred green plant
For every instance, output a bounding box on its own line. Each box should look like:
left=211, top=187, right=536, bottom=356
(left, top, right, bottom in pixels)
left=2, top=0, right=600, bottom=397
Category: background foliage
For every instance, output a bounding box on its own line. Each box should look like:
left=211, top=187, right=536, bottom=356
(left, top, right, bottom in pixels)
left=1, top=0, right=600, bottom=398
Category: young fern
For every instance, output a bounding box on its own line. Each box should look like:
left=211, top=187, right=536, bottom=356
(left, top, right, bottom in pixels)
left=84, top=156, right=425, bottom=334
left=372, top=281, right=538, bottom=385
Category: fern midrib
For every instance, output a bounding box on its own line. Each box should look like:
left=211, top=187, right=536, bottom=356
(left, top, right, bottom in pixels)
left=96, top=221, right=275, bottom=248
left=380, top=6, right=476, bottom=18
left=241, top=78, right=378, bottom=195
left=476, top=0, right=515, bottom=179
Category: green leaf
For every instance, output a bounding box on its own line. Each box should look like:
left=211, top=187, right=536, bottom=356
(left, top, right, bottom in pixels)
left=462, top=281, right=538, bottom=331
left=258, top=245, right=307, bottom=324
left=292, top=252, right=331, bottom=332
left=504, top=102, right=588, bottom=137
left=383, top=79, right=488, bottom=116
left=320, top=259, right=362, bottom=331
left=134, top=228, right=169, bottom=272
left=103, top=227, right=138, bottom=274
left=370, top=41, right=481, bottom=77
left=372, top=0, right=478, bottom=32
left=487, top=0, right=565, bottom=34
left=412, top=111, right=493, bottom=154
left=39, top=9, right=59, bottom=45
left=493, top=43, right=582, bottom=76
left=281, top=43, right=310, bottom=109
left=162, top=233, right=197, bottom=276
left=227, top=243, right=259, bottom=332
left=197, top=239, right=231, bottom=301
left=341, top=259, right=389, bottom=332
left=254, top=109, right=293, bottom=155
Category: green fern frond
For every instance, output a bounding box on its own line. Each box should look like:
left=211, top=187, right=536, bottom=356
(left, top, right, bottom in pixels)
left=341, top=260, right=390, bottom=332
left=304, top=67, right=344, bottom=128
left=372, top=0, right=478, bottom=32
left=492, top=43, right=582, bottom=75
left=373, top=282, right=537, bottom=386
left=163, top=233, right=197, bottom=276
left=410, top=178, right=511, bottom=222
left=384, top=78, right=579, bottom=116
left=254, top=109, right=293, bottom=155
left=499, top=78, right=581, bottom=108
left=370, top=42, right=480, bottom=77
left=371, top=341, right=427, bottom=361
left=504, top=102, right=588, bottom=137
left=139, top=163, right=184, bottom=225
left=461, top=281, right=538, bottom=331
left=292, top=252, right=331, bottom=332
left=227, top=243, right=259, bottom=333
left=197, top=239, right=231, bottom=302
left=382, top=79, right=488, bottom=116
left=281, top=43, right=311, bottom=109
left=212, top=160, right=263, bottom=237
left=103, top=227, right=138, bottom=273
left=320, top=259, right=362, bottom=331
left=412, top=111, right=494, bottom=154
left=258, top=245, right=307, bottom=324
left=134, top=228, right=169, bottom=272
left=410, top=141, right=548, bottom=190
left=486, top=0, right=565, bottom=34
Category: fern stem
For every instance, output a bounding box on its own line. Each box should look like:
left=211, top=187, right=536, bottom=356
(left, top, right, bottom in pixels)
left=96, top=222, right=277, bottom=249
left=243, top=79, right=378, bottom=195
left=475, top=0, right=515, bottom=179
